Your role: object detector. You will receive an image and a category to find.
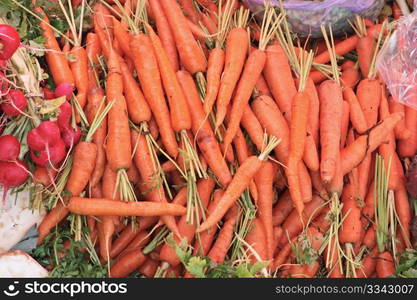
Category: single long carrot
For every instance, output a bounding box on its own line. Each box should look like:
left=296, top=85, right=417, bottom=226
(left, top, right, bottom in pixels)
left=318, top=80, right=344, bottom=183
left=146, top=23, right=191, bottom=132
left=66, top=142, right=98, bottom=197
left=241, top=105, right=265, bottom=152
left=130, top=33, right=179, bottom=158
left=68, top=197, right=186, bottom=216
left=119, top=60, right=152, bottom=124
left=255, top=161, right=274, bottom=261
left=344, top=87, right=368, bottom=134
left=35, top=8, right=74, bottom=86
left=215, top=27, right=248, bottom=128
left=70, top=45, right=88, bottom=115
left=388, top=98, right=412, bottom=140
left=263, top=42, right=296, bottom=123
left=203, top=48, right=225, bottom=115
left=356, top=78, right=381, bottom=128
left=223, top=49, right=267, bottom=150
left=148, top=0, right=179, bottom=71
left=105, top=49, right=132, bottom=171
left=159, top=0, right=207, bottom=74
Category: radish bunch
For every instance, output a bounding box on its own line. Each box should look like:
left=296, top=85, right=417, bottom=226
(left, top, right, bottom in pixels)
left=28, top=121, right=67, bottom=168
left=0, top=135, right=29, bottom=204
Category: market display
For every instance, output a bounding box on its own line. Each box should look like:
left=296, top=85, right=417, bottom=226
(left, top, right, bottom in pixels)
left=0, top=0, right=416, bottom=279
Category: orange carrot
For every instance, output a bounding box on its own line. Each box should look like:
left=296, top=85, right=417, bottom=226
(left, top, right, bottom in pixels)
left=356, top=78, right=381, bottom=128
left=69, top=45, right=88, bottom=115
left=318, top=80, right=344, bottom=182
left=376, top=251, right=395, bottom=278
left=263, top=42, right=296, bottom=123
left=255, top=161, right=274, bottom=260
left=241, top=105, right=265, bottom=152
left=340, top=100, right=350, bottom=148
left=192, top=189, right=224, bottom=257
left=341, top=65, right=360, bottom=89
left=395, top=186, right=411, bottom=248
left=86, top=32, right=101, bottom=91
left=68, top=197, right=186, bottom=216
left=119, top=60, right=152, bottom=123
left=131, top=130, right=180, bottom=236
left=160, top=0, right=207, bottom=74
left=148, top=0, right=179, bottom=71
left=398, top=106, right=417, bottom=158
left=130, top=33, right=179, bottom=158
left=343, top=87, right=368, bottom=134
left=272, top=190, right=292, bottom=227
left=110, top=249, right=146, bottom=278
left=37, top=202, right=69, bottom=245
left=314, top=35, right=359, bottom=65
left=215, top=26, right=248, bottom=128
left=388, top=98, right=412, bottom=140
left=207, top=205, right=239, bottom=264
left=203, top=48, right=225, bottom=115
left=223, top=49, right=266, bottom=150
left=146, top=24, right=192, bottom=132
left=357, top=35, right=376, bottom=78
left=105, top=49, right=132, bottom=172
left=35, top=8, right=74, bottom=85
left=339, top=184, right=362, bottom=244
left=244, top=218, right=268, bottom=262
left=356, top=247, right=378, bottom=278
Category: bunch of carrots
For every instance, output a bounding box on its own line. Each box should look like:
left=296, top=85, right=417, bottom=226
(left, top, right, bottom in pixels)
left=4, top=0, right=415, bottom=278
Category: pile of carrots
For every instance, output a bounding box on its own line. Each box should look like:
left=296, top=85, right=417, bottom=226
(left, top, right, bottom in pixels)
left=19, top=0, right=415, bottom=278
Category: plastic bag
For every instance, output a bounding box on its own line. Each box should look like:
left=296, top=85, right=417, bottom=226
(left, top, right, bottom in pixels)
left=377, top=8, right=417, bottom=110
left=243, top=0, right=384, bottom=38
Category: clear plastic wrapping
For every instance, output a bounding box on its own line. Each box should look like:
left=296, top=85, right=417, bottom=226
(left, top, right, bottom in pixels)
left=377, top=8, right=417, bottom=109
left=243, top=0, right=384, bottom=38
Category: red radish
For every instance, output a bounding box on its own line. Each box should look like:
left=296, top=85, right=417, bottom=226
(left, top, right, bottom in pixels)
left=27, top=121, right=61, bottom=151
left=0, top=60, right=6, bottom=70
left=54, top=82, right=74, bottom=100
left=30, top=139, right=66, bottom=167
left=57, top=101, right=72, bottom=128
left=0, top=72, right=8, bottom=94
left=0, top=159, right=29, bottom=204
left=0, top=24, right=20, bottom=60
left=0, top=135, right=20, bottom=161
left=43, top=87, right=55, bottom=100
left=60, top=124, right=81, bottom=148
left=1, top=89, right=27, bottom=116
